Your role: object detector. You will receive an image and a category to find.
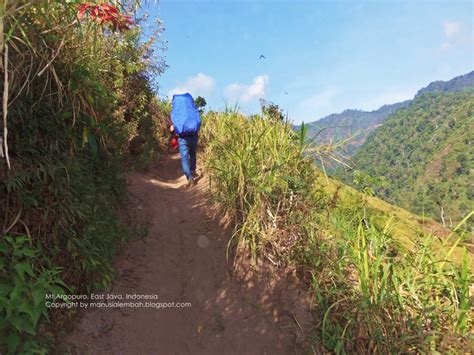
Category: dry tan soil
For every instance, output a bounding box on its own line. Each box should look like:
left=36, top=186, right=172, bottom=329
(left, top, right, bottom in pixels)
left=61, top=154, right=312, bottom=354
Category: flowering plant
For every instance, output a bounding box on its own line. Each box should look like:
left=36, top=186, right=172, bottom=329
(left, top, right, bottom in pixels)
left=78, top=2, right=133, bottom=31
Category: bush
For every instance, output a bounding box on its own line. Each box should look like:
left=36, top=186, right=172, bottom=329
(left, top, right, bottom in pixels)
left=0, top=1, right=168, bottom=349
left=0, top=236, right=66, bottom=353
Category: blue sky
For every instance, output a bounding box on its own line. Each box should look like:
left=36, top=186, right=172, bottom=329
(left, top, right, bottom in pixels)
left=141, top=0, right=473, bottom=124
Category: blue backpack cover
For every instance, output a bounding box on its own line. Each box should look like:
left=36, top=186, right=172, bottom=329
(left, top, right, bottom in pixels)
left=170, top=93, right=201, bottom=136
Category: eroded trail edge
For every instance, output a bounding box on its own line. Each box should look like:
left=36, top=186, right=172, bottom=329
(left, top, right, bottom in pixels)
left=63, top=154, right=311, bottom=354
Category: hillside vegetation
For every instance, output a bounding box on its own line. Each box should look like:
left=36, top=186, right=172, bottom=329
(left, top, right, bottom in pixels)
left=0, top=2, right=472, bottom=353
left=298, top=70, right=474, bottom=157
left=201, top=110, right=472, bottom=353
left=347, top=91, right=474, bottom=229
left=295, top=101, right=410, bottom=156
left=0, top=2, right=168, bottom=352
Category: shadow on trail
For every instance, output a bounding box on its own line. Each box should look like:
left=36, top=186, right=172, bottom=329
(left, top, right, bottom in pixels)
left=61, top=154, right=311, bottom=354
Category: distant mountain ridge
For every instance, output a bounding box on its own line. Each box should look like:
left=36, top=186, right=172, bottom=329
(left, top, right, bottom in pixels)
left=297, top=71, right=474, bottom=155
left=297, top=100, right=411, bottom=155
left=415, top=71, right=474, bottom=98
left=346, top=90, right=474, bottom=228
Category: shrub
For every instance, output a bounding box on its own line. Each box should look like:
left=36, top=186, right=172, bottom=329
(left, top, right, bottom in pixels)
left=0, top=1, right=167, bottom=349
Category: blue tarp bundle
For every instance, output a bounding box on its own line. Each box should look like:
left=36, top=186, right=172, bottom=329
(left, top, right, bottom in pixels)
left=170, top=93, right=201, bottom=136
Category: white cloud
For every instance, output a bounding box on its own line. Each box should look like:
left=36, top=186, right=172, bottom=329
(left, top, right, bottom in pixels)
left=443, top=20, right=461, bottom=38
left=224, top=75, right=269, bottom=103
left=439, top=20, right=467, bottom=52
left=168, top=73, right=215, bottom=98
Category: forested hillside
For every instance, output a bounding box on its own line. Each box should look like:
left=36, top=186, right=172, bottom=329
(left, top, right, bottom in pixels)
left=347, top=91, right=474, bottom=228
left=294, top=101, right=410, bottom=155
left=298, top=71, right=474, bottom=156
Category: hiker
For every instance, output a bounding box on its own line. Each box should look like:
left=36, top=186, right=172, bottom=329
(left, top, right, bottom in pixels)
left=169, top=93, right=201, bottom=185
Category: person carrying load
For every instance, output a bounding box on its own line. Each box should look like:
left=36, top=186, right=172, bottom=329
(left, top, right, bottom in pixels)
left=169, top=93, right=201, bottom=186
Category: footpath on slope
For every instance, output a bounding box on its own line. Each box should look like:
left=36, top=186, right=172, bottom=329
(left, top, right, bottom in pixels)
left=61, top=153, right=312, bottom=354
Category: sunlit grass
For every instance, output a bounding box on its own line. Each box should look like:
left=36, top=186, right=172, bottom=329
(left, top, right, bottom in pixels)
left=201, top=111, right=473, bottom=353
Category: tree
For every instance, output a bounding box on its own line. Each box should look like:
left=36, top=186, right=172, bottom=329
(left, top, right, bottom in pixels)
left=194, top=96, right=207, bottom=114
left=260, top=99, right=286, bottom=121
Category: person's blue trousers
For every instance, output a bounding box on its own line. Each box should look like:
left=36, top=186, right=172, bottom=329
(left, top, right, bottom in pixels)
left=178, top=135, right=198, bottom=181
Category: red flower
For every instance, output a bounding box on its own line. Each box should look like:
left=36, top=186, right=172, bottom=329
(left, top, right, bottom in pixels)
left=77, top=2, right=92, bottom=18
left=77, top=2, right=133, bottom=31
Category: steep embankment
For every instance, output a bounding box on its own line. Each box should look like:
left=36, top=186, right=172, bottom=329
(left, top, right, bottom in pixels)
left=0, top=2, right=171, bottom=352
left=348, top=91, right=474, bottom=228
left=201, top=111, right=472, bottom=353
left=62, top=154, right=311, bottom=354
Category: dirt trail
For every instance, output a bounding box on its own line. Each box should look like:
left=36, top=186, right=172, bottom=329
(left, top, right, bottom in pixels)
left=62, top=154, right=310, bottom=354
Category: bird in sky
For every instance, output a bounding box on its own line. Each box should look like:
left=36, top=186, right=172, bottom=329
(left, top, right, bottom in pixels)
left=259, top=54, right=266, bottom=59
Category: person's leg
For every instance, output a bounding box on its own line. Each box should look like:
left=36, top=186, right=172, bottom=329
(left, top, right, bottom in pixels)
left=189, top=136, right=198, bottom=173
left=178, top=137, right=192, bottom=180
